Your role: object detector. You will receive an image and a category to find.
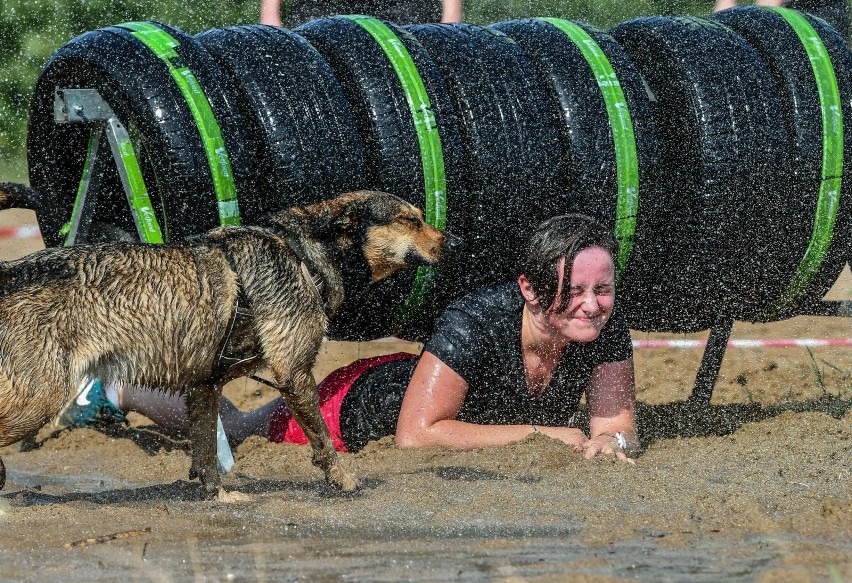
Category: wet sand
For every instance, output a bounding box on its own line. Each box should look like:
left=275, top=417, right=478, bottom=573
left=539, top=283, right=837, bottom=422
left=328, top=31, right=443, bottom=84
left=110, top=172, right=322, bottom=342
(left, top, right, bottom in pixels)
left=0, top=219, right=850, bottom=582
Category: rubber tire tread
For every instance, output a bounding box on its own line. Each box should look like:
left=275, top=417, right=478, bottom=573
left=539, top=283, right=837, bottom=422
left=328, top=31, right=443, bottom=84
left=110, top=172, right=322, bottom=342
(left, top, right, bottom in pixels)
left=296, top=17, right=464, bottom=208
left=403, top=23, right=564, bottom=319
left=610, top=16, right=790, bottom=332
left=491, top=19, right=659, bottom=225
left=712, top=7, right=852, bottom=319
left=491, top=18, right=660, bottom=298
left=27, top=23, right=253, bottom=245
left=196, top=25, right=369, bottom=220
left=296, top=16, right=465, bottom=341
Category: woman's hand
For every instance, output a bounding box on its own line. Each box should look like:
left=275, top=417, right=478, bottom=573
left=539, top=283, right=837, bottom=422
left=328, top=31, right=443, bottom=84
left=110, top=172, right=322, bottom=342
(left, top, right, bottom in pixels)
left=536, top=426, right=588, bottom=451
left=536, top=427, right=636, bottom=464
left=582, top=433, right=636, bottom=465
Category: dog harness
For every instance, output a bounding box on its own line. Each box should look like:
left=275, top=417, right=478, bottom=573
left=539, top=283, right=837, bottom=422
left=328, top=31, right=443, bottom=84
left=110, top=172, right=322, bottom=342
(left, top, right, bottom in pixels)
left=210, top=235, right=328, bottom=384
left=283, top=234, right=327, bottom=309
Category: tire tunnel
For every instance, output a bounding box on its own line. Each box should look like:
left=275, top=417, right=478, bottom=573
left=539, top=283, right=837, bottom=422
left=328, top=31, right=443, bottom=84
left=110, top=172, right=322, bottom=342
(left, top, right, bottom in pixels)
left=25, top=9, right=852, bottom=348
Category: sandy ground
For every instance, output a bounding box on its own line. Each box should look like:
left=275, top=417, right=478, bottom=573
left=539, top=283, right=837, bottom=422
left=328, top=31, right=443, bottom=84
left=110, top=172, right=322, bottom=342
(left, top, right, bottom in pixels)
left=0, top=210, right=850, bottom=582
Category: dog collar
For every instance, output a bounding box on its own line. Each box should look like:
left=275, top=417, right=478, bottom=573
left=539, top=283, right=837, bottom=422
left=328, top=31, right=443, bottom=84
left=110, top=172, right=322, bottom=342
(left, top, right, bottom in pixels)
left=285, top=235, right=328, bottom=312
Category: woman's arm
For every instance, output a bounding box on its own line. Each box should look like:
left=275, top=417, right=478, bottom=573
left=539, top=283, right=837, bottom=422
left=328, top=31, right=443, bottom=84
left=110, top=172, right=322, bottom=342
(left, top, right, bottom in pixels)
left=395, top=351, right=587, bottom=450
left=583, top=357, right=638, bottom=463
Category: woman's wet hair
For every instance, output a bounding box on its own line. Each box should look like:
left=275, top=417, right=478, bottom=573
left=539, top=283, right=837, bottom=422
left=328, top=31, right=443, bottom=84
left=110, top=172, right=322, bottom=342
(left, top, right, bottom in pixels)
left=519, top=214, right=618, bottom=311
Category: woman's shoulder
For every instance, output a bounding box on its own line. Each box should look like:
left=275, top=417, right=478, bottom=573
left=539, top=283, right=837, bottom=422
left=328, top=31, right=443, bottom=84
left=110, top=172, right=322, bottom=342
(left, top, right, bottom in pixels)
left=446, top=282, right=522, bottom=319
left=426, top=283, right=520, bottom=358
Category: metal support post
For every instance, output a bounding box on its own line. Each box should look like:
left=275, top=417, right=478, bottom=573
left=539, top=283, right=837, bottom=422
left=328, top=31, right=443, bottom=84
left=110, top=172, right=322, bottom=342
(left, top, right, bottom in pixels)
left=689, top=317, right=735, bottom=405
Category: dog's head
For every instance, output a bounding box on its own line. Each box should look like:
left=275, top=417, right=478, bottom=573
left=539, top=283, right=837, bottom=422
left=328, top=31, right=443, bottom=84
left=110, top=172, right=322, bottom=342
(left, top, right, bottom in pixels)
left=277, top=190, right=450, bottom=283
left=336, top=190, right=448, bottom=283
left=358, top=191, right=449, bottom=282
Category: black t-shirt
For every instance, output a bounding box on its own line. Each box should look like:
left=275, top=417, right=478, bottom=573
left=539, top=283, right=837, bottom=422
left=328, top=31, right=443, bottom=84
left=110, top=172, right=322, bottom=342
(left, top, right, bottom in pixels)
left=424, top=283, right=633, bottom=426
left=339, top=283, right=633, bottom=450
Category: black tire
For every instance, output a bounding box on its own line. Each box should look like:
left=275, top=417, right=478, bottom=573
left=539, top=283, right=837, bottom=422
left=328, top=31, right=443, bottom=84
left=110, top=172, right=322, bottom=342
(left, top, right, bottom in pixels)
left=196, top=25, right=369, bottom=219
left=787, top=0, right=850, bottom=38
left=610, top=16, right=791, bottom=332
left=27, top=21, right=254, bottom=246
left=296, top=17, right=464, bottom=206
left=87, top=221, right=137, bottom=243
left=403, top=23, right=565, bottom=323
left=296, top=16, right=466, bottom=340
left=714, top=7, right=852, bottom=320
left=491, top=18, right=659, bottom=288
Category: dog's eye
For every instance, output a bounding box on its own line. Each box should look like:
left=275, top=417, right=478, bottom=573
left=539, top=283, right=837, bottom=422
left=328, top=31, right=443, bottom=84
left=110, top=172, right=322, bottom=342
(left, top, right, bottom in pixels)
left=398, top=215, right=421, bottom=227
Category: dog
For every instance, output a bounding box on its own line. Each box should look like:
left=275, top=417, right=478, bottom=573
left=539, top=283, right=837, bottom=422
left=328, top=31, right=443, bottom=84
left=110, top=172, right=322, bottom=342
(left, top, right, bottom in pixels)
left=0, top=184, right=448, bottom=498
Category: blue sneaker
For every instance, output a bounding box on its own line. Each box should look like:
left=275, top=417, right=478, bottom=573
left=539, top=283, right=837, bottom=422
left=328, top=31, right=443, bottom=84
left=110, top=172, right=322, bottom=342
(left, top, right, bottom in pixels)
left=55, top=377, right=128, bottom=429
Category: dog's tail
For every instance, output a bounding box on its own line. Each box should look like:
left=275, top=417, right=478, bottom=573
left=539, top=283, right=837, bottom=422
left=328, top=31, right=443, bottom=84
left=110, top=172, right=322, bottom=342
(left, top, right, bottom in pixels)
left=0, top=182, right=42, bottom=213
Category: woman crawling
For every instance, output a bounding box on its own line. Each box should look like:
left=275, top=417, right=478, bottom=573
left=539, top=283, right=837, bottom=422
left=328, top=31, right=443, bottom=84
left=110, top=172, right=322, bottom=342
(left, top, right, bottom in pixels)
left=61, top=213, right=639, bottom=463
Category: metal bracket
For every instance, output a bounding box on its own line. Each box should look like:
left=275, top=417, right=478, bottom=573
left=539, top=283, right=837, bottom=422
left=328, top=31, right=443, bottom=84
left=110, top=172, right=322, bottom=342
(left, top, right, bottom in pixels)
left=54, top=88, right=163, bottom=245
left=54, top=88, right=116, bottom=123
left=689, top=318, right=734, bottom=405
left=690, top=298, right=852, bottom=403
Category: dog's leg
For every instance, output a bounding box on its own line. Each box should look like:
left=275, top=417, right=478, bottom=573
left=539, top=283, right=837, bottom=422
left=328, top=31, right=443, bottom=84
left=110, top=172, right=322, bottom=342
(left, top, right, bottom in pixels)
left=0, top=456, right=5, bottom=490
left=277, top=368, right=358, bottom=492
left=184, top=385, right=221, bottom=497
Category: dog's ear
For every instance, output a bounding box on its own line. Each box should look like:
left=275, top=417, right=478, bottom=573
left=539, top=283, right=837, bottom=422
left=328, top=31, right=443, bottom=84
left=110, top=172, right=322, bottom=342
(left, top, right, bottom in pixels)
left=305, top=191, right=381, bottom=236
left=263, top=191, right=401, bottom=238
left=328, top=198, right=364, bottom=234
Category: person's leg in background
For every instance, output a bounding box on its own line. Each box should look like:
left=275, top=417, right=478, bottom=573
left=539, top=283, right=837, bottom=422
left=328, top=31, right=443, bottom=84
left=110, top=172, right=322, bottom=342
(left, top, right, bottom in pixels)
left=714, top=0, right=784, bottom=11
left=115, top=383, right=280, bottom=443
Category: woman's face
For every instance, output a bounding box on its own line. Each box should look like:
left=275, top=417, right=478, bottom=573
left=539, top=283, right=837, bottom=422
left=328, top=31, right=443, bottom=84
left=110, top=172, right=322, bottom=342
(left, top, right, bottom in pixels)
left=542, top=246, right=615, bottom=344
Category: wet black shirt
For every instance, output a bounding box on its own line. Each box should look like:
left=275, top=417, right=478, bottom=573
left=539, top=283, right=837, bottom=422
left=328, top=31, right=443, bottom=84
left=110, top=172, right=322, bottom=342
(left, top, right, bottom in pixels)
left=340, top=283, right=633, bottom=451
left=424, top=283, right=633, bottom=426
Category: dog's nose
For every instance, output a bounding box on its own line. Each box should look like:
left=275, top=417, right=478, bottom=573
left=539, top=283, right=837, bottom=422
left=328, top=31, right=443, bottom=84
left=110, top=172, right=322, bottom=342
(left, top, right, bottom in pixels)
left=443, top=231, right=464, bottom=253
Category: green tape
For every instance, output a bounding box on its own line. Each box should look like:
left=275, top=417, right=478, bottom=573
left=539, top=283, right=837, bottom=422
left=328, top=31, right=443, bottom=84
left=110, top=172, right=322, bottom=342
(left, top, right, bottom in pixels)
left=344, top=15, right=447, bottom=325
left=118, top=22, right=241, bottom=227
left=539, top=18, right=640, bottom=280
left=113, top=125, right=165, bottom=242
left=766, top=8, right=843, bottom=312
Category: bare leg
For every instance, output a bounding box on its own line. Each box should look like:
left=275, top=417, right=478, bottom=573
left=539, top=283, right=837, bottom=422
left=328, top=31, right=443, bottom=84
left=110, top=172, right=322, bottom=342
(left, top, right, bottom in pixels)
left=117, top=383, right=281, bottom=442
left=713, top=0, right=738, bottom=10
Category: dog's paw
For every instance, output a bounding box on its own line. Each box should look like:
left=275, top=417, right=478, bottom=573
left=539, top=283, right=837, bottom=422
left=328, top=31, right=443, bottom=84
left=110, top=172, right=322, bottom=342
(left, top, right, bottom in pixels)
left=329, top=467, right=359, bottom=492
left=216, top=488, right=252, bottom=504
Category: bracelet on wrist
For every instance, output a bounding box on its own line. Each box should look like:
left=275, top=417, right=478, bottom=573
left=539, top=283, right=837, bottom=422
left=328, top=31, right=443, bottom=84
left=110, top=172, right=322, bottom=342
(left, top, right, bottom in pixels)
left=599, top=431, right=628, bottom=451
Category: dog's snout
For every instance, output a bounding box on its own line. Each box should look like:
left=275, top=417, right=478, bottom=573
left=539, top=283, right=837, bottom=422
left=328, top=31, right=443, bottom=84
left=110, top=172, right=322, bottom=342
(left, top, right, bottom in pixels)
left=443, top=231, right=464, bottom=253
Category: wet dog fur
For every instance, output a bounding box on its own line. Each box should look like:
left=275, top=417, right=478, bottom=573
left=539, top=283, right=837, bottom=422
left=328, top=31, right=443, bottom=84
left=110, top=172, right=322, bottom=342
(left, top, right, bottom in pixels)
left=0, top=184, right=447, bottom=497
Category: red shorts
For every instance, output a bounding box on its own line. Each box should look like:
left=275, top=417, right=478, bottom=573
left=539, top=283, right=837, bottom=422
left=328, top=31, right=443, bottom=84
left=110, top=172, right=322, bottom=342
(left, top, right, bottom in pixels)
left=266, top=352, right=416, bottom=452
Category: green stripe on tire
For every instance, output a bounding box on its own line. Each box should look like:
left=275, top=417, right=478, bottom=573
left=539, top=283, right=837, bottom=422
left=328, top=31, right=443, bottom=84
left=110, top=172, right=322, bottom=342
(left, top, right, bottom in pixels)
left=344, top=15, right=447, bottom=326
left=539, top=18, right=640, bottom=280
left=766, top=7, right=843, bottom=313
left=119, top=21, right=241, bottom=227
